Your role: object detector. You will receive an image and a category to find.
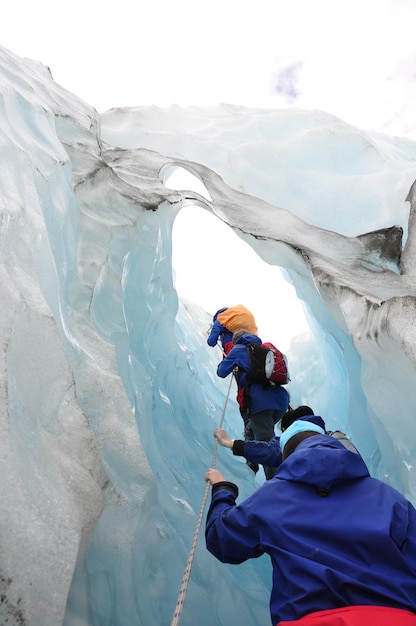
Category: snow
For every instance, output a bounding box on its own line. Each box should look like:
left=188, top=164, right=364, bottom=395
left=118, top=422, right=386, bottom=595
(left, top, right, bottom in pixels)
left=1, top=44, right=416, bottom=625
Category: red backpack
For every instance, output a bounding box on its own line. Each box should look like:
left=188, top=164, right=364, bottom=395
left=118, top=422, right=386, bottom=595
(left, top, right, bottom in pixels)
left=246, top=342, right=290, bottom=386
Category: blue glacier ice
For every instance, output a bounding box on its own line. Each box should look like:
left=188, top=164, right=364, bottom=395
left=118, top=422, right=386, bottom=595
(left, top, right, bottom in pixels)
left=1, top=44, right=416, bottom=625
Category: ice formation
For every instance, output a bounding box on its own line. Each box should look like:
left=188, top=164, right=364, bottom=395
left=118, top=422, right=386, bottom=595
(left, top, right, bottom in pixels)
left=1, top=44, right=416, bottom=625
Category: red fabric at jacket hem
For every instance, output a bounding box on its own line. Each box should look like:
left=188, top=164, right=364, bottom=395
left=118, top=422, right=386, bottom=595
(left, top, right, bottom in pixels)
left=277, top=605, right=416, bottom=625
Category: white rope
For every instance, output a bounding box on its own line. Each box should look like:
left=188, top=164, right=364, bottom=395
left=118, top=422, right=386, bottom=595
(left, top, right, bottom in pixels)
left=170, top=374, right=234, bottom=626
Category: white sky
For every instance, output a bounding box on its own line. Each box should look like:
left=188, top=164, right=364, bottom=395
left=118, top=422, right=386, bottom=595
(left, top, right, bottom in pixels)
left=3, top=0, right=416, bottom=138
left=3, top=0, right=416, bottom=348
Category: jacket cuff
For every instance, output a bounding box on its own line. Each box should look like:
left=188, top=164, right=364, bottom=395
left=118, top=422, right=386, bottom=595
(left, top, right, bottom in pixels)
left=232, top=440, right=246, bottom=456
left=211, top=481, right=239, bottom=498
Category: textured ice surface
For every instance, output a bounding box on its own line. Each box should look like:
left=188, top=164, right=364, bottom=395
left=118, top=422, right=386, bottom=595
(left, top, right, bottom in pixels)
left=1, top=44, right=416, bottom=625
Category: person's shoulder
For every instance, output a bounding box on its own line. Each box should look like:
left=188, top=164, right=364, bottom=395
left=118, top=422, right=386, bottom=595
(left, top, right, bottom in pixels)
left=237, top=333, right=262, bottom=345
left=226, top=343, right=245, bottom=356
left=327, top=430, right=360, bottom=454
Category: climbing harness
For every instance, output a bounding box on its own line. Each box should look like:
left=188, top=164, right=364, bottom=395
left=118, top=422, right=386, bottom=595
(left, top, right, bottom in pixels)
left=170, top=374, right=234, bottom=626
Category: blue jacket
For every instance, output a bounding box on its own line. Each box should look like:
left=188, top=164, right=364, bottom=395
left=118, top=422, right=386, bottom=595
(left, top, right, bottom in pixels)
left=207, top=308, right=234, bottom=354
left=206, top=435, right=416, bottom=625
left=216, top=333, right=290, bottom=414
left=234, top=415, right=327, bottom=466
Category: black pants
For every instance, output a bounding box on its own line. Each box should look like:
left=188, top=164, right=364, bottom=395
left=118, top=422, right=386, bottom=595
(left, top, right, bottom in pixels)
left=244, top=408, right=285, bottom=480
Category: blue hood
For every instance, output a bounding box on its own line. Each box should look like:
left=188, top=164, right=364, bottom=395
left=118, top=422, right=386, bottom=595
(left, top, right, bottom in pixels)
left=277, top=434, right=369, bottom=490
left=302, top=414, right=326, bottom=430
left=234, top=333, right=261, bottom=345
left=212, top=307, right=228, bottom=321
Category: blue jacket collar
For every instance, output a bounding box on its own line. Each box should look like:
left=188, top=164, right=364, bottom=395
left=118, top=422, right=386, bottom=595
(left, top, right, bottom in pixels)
left=235, top=333, right=262, bottom=345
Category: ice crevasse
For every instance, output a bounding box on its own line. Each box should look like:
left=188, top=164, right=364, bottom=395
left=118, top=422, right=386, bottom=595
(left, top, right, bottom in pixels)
left=1, top=44, right=416, bottom=625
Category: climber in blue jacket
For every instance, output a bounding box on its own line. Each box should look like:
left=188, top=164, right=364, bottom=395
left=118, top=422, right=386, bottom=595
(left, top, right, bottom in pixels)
left=214, top=405, right=360, bottom=469
left=205, top=420, right=416, bottom=626
left=208, top=313, right=262, bottom=474
left=216, top=330, right=290, bottom=480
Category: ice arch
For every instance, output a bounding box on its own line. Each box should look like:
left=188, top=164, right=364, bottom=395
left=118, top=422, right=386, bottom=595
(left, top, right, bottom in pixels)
left=162, top=163, right=213, bottom=201
left=2, top=44, right=416, bottom=626
left=166, top=164, right=311, bottom=353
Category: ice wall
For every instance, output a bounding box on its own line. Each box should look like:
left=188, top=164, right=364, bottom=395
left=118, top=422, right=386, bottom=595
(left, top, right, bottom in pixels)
left=1, top=45, right=416, bottom=625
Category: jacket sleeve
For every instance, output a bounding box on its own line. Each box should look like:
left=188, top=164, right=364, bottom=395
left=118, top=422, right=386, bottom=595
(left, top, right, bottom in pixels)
left=217, top=354, right=236, bottom=378
left=207, top=320, right=227, bottom=347
left=234, top=437, right=283, bottom=467
left=217, top=345, right=250, bottom=378
left=205, top=486, right=264, bottom=564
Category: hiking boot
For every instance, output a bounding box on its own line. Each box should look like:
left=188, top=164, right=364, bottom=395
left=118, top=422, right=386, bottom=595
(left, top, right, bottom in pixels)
left=246, top=461, right=259, bottom=474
